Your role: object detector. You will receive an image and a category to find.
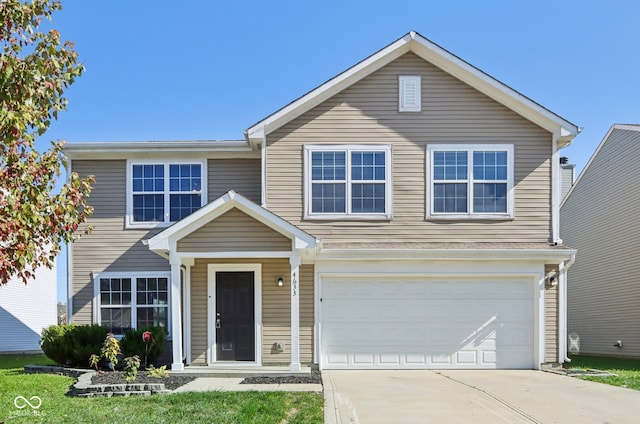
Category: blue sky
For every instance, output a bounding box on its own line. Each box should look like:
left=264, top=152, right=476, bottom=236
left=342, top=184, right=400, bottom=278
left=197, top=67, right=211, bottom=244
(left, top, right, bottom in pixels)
left=47, top=0, right=640, bottom=301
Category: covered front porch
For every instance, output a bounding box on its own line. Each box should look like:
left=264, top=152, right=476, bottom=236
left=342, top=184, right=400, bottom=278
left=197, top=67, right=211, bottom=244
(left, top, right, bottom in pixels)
left=147, top=191, right=317, bottom=372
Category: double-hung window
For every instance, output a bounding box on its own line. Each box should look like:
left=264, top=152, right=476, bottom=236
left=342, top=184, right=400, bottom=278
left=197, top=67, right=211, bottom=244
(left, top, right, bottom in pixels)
left=305, top=145, right=391, bottom=219
left=427, top=144, right=513, bottom=219
left=94, top=272, right=170, bottom=336
left=127, top=160, right=206, bottom=227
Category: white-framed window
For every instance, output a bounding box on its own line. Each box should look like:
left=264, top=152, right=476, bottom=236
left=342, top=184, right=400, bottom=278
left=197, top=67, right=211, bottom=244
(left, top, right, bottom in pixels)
left=93, top=272, right=171, bottom=336
left=426, top=144, right=514, bottom=219
left=399, top=75, right=421, bottom=112
left=126, top=160, right=207, bottom=228
left=304, top=145, right=392, bottom=219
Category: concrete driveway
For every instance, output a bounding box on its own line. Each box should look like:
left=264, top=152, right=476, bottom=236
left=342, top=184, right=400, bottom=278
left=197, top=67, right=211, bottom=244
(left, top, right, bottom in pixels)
left=323, top=370, right=640, bottom=423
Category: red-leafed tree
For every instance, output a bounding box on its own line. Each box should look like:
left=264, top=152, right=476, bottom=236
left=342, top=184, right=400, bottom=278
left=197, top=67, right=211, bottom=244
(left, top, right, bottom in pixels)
left=0, top=0, right=93, bottom=285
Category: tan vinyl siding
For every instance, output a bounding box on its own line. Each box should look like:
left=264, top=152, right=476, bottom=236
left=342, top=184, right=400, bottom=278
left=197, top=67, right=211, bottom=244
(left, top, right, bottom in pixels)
left=560, top=165, right=575, bottom=201
left=208, top=158, right=261, bottom=203
left=189, top=258, right=314, bottom=365
left=544, top=264, right=558, bottom=363
left=70, top=160, right=169, bottom=324
left=561, top=127, right=640, bottom=357
left=177, top=208, right=292, bottom=252
left=265, top=52, right=553, bottom=244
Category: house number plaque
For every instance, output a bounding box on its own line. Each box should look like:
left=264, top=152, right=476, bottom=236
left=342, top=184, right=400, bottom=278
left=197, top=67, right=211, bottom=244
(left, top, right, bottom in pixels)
left=292, top=271, right=298, bottom=296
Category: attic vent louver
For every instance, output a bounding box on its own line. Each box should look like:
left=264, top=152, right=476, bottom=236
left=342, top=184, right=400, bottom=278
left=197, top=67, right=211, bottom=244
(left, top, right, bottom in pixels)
left=399, top=75, right=421, bottom=112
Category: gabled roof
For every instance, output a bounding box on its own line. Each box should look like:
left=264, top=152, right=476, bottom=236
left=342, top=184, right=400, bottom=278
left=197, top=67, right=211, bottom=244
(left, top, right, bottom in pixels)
left=245, top=31, right=579, bottom=148
left=147, top=190, right=317, bottom=255
left=561, top=124, right=640, bottom=206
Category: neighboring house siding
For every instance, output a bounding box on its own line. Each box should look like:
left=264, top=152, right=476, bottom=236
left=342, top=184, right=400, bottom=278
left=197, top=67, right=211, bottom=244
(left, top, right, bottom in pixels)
left=70, top=160, right=169, bottom=324
left=560, top=164, right=575, bottom=201
left=265, top=53, right=553, bottom=244
left=561, top=127, right=640, bottom=357
left=544, top=264, right=558, bottom=363
left=208, top=158, right=261, bottom=203
left=0, top=268, right=57, bottom=352
left=177, top=209, right=292, bottom=252
left=189, top=258, right=314, bottom=365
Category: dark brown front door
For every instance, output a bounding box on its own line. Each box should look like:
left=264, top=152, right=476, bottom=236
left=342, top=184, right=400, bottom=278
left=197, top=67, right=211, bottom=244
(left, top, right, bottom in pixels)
left=215, top=271, right=255, bottom=361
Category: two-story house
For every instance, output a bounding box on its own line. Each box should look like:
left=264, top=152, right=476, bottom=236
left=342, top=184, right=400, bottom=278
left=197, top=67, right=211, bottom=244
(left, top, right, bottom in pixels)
left=64, top=32, right=579, bottom=372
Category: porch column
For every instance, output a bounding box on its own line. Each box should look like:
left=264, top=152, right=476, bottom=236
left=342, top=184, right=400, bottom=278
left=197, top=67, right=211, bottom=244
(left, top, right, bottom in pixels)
left=170, top=256, right=184, bottom=371
left=290, top=253, right=301, bottom=371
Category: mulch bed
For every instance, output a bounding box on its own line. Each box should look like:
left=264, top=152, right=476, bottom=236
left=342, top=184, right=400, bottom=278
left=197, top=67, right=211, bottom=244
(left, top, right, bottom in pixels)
left=241, top=369, right=322, bottom=385
left=91, top=370, right=196, bottom=391
left=91, top=369, right=322, bottom=389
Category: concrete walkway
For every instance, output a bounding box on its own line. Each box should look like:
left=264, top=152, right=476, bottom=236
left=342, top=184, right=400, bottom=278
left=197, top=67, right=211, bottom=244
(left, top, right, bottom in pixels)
left=173, top=377, right=322, bottom=393
left=324, top=370, right=640, bottom=424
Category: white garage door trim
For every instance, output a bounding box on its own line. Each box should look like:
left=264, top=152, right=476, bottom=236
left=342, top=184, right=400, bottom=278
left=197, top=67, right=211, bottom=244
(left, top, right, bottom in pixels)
left=318, top=273, right=540, bottom=370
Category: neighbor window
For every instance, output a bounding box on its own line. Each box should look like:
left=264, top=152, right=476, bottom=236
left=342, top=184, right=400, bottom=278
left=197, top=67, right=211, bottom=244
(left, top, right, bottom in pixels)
left=427, top=144, right=513, bottom=218
left=128, top=161, right=206, bottom=227
left=94, top=272, right=170, bottom=336
left=305, top=145, right=391, bottom=218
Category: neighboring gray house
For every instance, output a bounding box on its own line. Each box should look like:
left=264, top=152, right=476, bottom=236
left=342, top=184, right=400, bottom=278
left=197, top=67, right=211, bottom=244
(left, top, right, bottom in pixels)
left=561, top=124, right=640, bottom=357
left=0, top=263, right=57, bottom=352
left=64, top=31, right=579, bottom=371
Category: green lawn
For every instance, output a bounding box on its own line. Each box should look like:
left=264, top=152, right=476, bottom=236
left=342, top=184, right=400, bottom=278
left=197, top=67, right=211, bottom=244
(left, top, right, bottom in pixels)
left=0, top=354, right=323, bottom=423
left=567, top=354, right=640, bottom=391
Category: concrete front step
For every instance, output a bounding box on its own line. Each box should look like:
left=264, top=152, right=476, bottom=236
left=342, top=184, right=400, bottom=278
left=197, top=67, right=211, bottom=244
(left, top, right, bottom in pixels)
left=78, top=391, right=152, bottom=398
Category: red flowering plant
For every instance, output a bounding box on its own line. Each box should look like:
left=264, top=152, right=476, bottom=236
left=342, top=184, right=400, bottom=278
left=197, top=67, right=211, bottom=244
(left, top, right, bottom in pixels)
left=142, top=331, right=153, bottom=368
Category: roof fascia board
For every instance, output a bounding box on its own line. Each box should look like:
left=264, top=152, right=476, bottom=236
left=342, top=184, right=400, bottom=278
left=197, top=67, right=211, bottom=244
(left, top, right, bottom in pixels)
left=63, top=140, right=255, bottom=160
left=408, top=33, right=578, bottom=139
left=246, top=31, right=578, bottom=145
left=147, top=191, right=317, bottom=252
left=245, top=33, right=413, bottom=143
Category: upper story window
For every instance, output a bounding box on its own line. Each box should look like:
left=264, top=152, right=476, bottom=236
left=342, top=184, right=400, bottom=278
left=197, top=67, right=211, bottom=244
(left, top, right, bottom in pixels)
left=127, top=160, right=207, bottom=228
left=426, top=144, right=514, bottom=219
left=399, top=75, right=421, bottom=112
left=305, top=145, right=392, bottom=219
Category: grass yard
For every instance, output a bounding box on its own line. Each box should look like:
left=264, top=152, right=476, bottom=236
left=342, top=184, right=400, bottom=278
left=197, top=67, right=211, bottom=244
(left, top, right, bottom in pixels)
left=0, top=354, right=323, bottom=423
left=567, top=354, right=640, bottom=391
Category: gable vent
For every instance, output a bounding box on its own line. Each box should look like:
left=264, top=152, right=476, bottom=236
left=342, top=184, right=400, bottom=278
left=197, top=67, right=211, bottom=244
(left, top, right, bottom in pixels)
left=399, top=75, right=421, bottom=112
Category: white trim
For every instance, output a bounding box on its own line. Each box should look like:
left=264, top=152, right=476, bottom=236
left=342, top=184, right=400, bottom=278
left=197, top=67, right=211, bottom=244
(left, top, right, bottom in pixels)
left=426, top=144, right=514, bottom=220
left=148, top=190, right=317, bottom=253
left=303, top=144, right=393, bottom=220
left=551, top=133, right=561, bottom=243
left=245, top=31, right=578, bottom=147
left=290, top=254, right=301, bottom=371
left=92, top=271, right=172, bottom=336
left=125, top=159, right=208, bottom=229
left=399, top=75, right=421, bottom=112
left=182, top=263, right=192, bottom=365
left=261, top=137, right=267, bottom=207
left=315, top=262, right=544, bottom=370
left=170, top=261, right=183, bottom=371
left=207, top=264, right=262, bottom=366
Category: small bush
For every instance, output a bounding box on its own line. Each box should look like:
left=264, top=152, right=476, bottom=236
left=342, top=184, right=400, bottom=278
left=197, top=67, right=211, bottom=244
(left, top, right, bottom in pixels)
left=41, top=324, right=110, bottom=367
left=41, top=324, right=76, bottom=365
left=65, top=324, right=111, bottom=367
left=120, top=326, right=167, bottom=367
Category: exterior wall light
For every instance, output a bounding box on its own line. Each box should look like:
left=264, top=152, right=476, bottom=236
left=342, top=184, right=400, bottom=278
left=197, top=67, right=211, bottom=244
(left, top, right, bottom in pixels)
left=277, top=277, right=284, bottom=287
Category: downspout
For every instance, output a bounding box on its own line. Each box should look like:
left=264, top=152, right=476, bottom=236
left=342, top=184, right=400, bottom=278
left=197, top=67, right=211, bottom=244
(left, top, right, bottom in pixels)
left=261, top=136, right=267, bottom=208
left=551, top=132, right=562, bottom=244
left=559, top=252, right=576, bottom=363
left=65, top=158, right=73, bottom=324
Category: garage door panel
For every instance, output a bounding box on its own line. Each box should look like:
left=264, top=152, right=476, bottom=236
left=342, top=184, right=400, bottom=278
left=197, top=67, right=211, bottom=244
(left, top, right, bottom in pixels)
left=321, top=277, right=534, bottom=369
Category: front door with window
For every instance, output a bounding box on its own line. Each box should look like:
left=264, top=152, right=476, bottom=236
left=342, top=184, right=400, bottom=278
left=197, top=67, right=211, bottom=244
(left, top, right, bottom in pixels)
left=215, top=271, right=255, bottom=361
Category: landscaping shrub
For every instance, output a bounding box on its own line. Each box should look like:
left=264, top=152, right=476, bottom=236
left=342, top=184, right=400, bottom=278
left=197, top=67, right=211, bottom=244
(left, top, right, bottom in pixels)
left=120, top=325, right=167, bottom=367
left=40, top=324, right=110, bottom=367
left=65, top=324, right=111, bottom=367
left=40, top=324, right=76, bottom=365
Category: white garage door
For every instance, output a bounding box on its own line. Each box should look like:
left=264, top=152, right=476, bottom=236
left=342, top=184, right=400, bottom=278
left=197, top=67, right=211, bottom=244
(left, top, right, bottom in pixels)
left=320, top=276, right=534, bottom=369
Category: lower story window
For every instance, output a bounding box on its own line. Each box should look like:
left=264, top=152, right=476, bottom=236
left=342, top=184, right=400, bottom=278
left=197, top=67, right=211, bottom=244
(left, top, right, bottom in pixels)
left=95, top=272, right=170, bottom=336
